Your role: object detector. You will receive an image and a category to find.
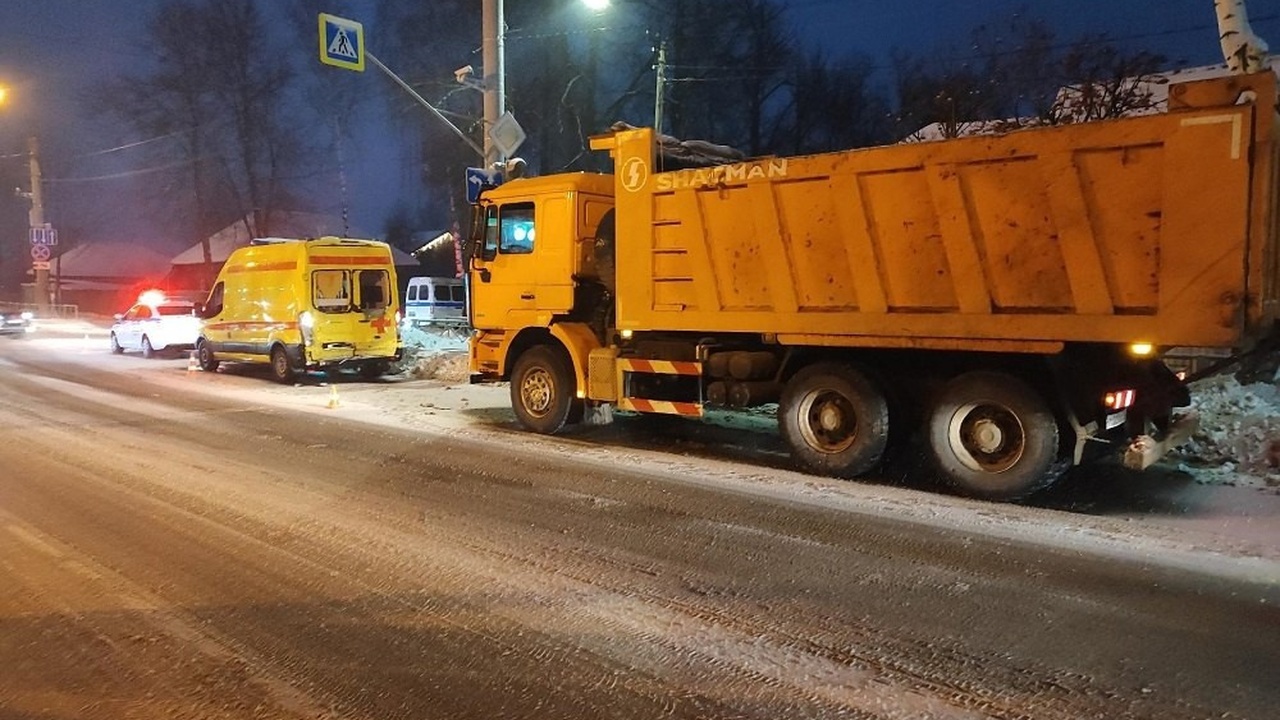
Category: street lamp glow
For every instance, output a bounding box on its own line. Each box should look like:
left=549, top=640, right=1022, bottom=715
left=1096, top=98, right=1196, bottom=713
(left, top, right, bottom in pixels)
left=583, top=0, right=610, bottom=10
left=0, top=86, right=8, bottom=105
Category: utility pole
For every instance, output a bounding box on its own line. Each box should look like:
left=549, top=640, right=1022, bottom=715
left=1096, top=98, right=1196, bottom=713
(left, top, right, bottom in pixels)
left=482, top=0, right=505, bottom=166
left=27, top=136, right=49, bottom=314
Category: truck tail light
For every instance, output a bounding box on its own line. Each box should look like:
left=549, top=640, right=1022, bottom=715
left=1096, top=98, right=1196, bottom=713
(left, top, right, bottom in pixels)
left=1103, top=389, right=1136, bottom=410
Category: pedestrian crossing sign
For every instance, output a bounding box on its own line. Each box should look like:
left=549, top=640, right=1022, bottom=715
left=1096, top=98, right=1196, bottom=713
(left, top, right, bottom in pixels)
left=318, top=13, right=365, bottom=72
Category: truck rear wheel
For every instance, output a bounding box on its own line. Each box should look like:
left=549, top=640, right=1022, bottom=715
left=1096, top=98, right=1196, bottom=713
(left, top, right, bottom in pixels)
left=925, top=371, right=1063, bottom=501
left=779, top=362, right=889, bottom=478
left=511, top=345, right=578, bottom=434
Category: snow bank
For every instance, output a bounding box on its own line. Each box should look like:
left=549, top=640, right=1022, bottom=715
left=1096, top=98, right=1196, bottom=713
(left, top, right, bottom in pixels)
left=395, top=325, right=471, bottom=382
left=1175, top=371, right=1280, bottom=492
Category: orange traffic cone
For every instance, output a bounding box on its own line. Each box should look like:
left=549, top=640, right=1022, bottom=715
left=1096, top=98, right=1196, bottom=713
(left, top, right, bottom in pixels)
left=326, top=384, right=341, bottom=409
left=187, top=351, right=199, bottom=374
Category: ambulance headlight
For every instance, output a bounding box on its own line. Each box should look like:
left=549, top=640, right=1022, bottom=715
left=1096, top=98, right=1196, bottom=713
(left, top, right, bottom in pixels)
left=299, top=311, right=315, bottom=345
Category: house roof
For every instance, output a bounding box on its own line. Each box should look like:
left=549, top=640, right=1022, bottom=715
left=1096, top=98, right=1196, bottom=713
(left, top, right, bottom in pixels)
left=55, top=241, right=173, bottom=280
left=170, top=211, right=416, bottom=266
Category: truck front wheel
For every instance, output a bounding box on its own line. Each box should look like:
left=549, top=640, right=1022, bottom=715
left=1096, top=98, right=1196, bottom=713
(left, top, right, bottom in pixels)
left=779, top=362, right=889, bottom=478
left=925, top=371, right=1063, bottom=501
left=510, top=345, right=578, bottom=434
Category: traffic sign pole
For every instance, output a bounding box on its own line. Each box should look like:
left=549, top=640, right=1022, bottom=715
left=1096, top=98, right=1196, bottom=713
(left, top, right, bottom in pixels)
left=27, top=136, right=50, bottom=314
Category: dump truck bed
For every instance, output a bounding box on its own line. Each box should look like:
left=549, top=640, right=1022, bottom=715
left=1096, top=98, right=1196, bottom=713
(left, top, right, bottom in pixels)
left=597, top=72, right=1280, bottom=352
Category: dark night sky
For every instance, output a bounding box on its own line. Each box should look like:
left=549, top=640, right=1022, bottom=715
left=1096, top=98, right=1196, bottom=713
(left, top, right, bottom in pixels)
left=0, top=0, right=1275, bottom=258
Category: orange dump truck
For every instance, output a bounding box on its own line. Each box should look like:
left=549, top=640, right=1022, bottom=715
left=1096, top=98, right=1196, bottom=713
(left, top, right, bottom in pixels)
left=468, top=71, right=1280, bottom=501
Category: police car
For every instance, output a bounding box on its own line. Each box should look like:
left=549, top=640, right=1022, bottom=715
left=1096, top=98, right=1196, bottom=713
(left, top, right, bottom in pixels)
left=110, top=291, right=202, bottom=358
left=0, top=309, right=33, bottom=337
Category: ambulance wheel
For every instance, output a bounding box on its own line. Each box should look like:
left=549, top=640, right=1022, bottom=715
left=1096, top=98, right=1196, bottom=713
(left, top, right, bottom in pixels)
left=925, top=371, right=1063, bottom=501
left=110, top=333, right=123, bottom=355
left=779, top=362, right=889, bottom=478
left=270, top=345, right=296, bottom=384
left=197, top=340, right=219, bottom=372
left=359, top=361, right=390, bottom=379
left=510, top=345, right=576, bottom=434
left=141, top=336, right=156, bottom=359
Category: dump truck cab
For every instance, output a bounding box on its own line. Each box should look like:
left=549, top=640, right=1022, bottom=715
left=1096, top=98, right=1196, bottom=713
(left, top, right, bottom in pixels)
left=468, top=173, right=614, bottom=384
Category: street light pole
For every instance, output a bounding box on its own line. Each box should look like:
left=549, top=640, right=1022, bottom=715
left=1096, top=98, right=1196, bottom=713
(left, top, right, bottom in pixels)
left=482, top=0, right=506, bottom=165
left=27, top=136, right=49, bottom=314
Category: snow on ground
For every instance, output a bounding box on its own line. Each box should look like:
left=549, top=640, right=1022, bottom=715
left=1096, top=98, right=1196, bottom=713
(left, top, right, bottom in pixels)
left=395, top=324, right=470, bottom=381
left=1174, top=370, right=1280, bottom=492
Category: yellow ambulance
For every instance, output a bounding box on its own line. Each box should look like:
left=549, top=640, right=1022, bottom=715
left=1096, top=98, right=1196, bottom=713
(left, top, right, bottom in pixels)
left=196, top=237, right=402, bottom=383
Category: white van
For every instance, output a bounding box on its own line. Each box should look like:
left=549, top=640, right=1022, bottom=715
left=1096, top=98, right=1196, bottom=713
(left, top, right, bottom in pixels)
left=404, top=277, right=466, bottom=327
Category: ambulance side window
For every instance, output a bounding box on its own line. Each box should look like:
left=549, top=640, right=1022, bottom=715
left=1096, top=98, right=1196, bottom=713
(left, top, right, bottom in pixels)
left=204, top=282, right=225, bottom=318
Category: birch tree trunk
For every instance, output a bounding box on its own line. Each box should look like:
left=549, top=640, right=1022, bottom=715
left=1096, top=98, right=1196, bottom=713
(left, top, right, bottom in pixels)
left=1215, top=0, right=1270, bottom=73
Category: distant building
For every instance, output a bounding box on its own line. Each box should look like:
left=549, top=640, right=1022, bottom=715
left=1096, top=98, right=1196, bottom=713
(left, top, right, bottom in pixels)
left=48, top=241, right=174, bottom=315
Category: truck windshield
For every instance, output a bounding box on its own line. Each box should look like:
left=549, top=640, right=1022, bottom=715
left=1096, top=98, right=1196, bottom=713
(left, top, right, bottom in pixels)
left=482, top=202, right=535, bottom=258
left=313, top=270, right=352, bottom=312
left=499, top=203, right=535, bottom=255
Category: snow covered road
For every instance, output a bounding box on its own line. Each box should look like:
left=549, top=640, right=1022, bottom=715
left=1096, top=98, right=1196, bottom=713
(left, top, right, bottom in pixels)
left=1, top=331, right=1277, bottom=719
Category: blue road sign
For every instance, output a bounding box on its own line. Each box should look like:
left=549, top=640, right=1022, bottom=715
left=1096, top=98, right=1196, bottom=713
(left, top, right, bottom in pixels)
left=466, top=167, right=504, bottom=204
left=318, top=14, right=365, bottom=72
left=29, top=224, right=57, bottom=246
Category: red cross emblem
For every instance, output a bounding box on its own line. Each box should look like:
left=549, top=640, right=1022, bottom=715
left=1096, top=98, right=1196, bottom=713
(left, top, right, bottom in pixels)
left=370, top=315, right=391, bottom=334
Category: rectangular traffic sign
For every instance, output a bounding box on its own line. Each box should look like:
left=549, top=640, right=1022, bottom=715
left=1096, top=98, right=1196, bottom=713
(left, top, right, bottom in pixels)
left=465, top=167, right=503, bottom=204
left=32, top=261, right=50, bottom=271
left=318, top=14, right=365, bottom=72
left=29, top=224, right=57, bottom=246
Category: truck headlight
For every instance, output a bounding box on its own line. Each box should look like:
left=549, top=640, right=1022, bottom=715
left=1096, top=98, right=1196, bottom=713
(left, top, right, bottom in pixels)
left=299, top=311, right=315, bottom=345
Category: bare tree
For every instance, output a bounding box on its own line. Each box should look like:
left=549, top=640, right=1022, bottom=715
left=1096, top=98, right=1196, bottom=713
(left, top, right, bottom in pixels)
left=894, top=11, right=1167, bottom=140
left=95, top=0, right=311, bottom=278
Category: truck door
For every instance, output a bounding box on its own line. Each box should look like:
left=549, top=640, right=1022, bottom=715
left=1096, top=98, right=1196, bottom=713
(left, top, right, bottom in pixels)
left=470, top=201, right=540, bottom=329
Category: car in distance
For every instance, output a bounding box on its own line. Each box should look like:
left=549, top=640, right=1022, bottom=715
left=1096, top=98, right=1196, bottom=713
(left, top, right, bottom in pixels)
left=110, top=291, right=202, bottom=358
left=0, top=309, right=34, bottom=337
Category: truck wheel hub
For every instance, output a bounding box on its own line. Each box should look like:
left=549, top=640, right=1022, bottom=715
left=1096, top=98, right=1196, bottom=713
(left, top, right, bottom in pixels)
left=971, top=419, right=1004, bottom=453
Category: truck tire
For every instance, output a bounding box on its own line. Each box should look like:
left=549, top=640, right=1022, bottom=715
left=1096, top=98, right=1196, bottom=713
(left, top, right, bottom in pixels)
left=270, top=345, right=296, bottom=384
left=197, top=339, right=219, bottom=372
left=779, top=362, right=889, bottom=478
left=510, top=345, right=577, bottom=434
left=925, top=371, right=1063, bottom=501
